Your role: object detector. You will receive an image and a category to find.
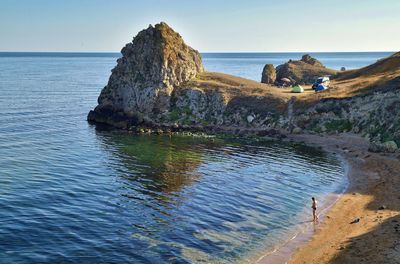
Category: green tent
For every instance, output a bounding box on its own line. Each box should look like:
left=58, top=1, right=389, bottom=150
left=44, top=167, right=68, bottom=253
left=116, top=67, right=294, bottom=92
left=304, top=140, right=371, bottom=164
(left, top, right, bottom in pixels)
left=292, top=85, right=304, bottom=93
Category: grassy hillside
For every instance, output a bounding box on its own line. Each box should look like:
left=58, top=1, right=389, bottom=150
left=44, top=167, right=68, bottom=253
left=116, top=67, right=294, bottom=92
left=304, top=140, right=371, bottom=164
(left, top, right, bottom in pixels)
left=338, top=51, right=400, bottom=79
left=186, top=52, right=400, bottom=111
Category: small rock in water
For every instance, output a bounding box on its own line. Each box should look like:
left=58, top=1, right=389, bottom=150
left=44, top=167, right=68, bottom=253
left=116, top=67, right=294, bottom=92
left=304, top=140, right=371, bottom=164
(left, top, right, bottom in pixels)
left=378, top=205, right=387, bottom=210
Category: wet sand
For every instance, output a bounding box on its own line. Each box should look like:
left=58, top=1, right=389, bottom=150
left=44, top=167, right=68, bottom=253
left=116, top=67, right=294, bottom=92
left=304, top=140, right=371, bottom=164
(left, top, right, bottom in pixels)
left=256, top=133, right=400, bottom=264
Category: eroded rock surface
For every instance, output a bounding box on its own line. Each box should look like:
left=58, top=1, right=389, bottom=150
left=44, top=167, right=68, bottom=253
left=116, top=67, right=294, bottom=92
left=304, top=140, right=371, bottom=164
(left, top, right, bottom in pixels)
left=88, top=22, right=203, bottom=127
left=88, top=23, right=400, bottom=152
left=261, top=64, right=276, bottom=84
left=275, top=54, right=336, bottom=84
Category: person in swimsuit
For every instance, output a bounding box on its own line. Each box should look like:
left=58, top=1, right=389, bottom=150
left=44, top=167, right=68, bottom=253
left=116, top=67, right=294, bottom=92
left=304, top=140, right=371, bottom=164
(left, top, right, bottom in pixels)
left=312, top=197, right=318, bottom=222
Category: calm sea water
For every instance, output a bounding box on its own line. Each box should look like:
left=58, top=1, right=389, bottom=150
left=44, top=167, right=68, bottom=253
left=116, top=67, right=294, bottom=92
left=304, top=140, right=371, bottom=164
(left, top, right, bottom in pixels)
left=0, top=51, right=393, bottom=81
left=203, top=52, right=394, bottom=81
left=0, top=52, right=387, bottom=263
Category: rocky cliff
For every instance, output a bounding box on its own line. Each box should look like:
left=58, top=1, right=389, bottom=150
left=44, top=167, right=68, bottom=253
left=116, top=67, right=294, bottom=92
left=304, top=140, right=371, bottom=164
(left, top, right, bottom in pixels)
left=88, top=23, right=400, bottom=152
left=261, top=64, right=276, bottom=84
left=88, top=22, right=203, bottom=128
left=287, top=52, right=400, bottom=151
left=275, top=54, right=337, bottom=84
left=290, top=90, right=400, bottom=152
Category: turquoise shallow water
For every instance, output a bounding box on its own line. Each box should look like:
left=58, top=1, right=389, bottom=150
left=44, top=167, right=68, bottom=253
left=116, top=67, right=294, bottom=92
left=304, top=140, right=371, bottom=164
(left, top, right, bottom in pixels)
left=0, top=52, right=385, bottom=263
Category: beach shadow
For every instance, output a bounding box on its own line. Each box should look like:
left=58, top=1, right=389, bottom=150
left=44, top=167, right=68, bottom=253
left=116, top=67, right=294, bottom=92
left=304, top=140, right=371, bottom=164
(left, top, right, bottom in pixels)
left=356, top=154, right=400, bottom=212
left=330, top=215, right=400, bottom=264
left=331, top=151, right=400, bottom=263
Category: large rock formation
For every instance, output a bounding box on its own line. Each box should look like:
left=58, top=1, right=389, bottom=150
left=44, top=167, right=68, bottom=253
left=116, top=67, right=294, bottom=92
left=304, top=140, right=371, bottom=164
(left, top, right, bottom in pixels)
left=261, top=64, right=276, bottom=84
left=275, top=54, right=337, bottom=84
left=300, top=54, right=324, bottom=67
left=88, top=22, right=203, bottom=128
left=87, top=23, right=400, bottom=151
left=88, top=22, right=287, bottom=131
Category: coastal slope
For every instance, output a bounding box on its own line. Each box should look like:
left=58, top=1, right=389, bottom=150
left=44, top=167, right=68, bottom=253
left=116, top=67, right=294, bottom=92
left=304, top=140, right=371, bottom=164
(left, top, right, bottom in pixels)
left=88, top=22, right=400, bottom=151
left=87, top=22, right=400, bottom=264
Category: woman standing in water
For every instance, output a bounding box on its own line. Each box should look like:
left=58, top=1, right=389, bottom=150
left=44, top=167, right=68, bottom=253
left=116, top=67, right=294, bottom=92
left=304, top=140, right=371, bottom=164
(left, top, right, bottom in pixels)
left=312, top=197, right=318, bottom=222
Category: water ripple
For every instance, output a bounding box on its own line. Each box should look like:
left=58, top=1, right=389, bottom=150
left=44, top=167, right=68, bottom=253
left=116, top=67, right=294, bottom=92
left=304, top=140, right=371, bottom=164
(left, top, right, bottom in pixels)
left=0, top=55, right=347, bottom=263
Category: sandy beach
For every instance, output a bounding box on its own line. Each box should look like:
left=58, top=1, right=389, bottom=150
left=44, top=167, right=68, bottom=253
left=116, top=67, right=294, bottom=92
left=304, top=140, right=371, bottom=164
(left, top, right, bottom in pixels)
left=257, top=133, right=400, bottom=264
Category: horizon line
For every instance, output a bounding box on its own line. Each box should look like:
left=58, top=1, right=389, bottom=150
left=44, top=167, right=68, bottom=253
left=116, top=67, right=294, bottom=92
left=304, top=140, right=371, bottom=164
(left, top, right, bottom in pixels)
left=0, top=50, right=396, bottom=54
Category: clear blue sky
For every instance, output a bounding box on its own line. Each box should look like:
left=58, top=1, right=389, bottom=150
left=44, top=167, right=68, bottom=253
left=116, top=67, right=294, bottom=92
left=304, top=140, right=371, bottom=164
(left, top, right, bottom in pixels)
left=0, top=0, right=399, bottom=52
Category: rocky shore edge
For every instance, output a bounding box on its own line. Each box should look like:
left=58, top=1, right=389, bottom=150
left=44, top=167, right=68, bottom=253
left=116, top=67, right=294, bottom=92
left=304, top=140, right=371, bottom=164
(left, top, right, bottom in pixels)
left=88, top=22, right=400, bottom=154
left=86, top=21, right=400, bottom=264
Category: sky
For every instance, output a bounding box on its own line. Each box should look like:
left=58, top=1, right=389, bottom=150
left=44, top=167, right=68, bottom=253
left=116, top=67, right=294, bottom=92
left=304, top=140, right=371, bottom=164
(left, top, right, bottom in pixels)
left=0, top=0, right=399, bottom=52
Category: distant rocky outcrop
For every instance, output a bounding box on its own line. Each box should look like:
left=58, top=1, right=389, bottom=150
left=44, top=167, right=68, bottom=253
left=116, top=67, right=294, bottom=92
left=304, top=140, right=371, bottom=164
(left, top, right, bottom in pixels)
left=300, top=54, right=324, bottom=67
left=275, top=54, right=337, bottom=84
left=261, top=64, right=276, bottom=84
left=88, top=22, right=203, bottom=128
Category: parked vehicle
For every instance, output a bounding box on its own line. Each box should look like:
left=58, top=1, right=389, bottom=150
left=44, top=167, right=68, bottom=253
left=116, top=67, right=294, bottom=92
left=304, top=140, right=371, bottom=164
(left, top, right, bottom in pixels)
left=312, top=76, right=330, bottom=90
left=315, top=83, right=328, bottom=92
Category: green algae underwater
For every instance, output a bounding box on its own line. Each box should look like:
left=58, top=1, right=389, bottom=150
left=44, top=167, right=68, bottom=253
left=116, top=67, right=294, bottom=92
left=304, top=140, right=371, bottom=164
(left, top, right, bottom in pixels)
left=0, top=52, right=350, bottom=263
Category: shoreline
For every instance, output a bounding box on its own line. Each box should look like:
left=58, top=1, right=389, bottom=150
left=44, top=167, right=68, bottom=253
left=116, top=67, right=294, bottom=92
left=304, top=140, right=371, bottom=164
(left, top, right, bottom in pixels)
left=254, top=191, right=345, bottom=264
left=92, top=125, right=399, bottom=263
left=256, top=133, right=400, bottom=264
left=252, top=143, right=350, bottom=264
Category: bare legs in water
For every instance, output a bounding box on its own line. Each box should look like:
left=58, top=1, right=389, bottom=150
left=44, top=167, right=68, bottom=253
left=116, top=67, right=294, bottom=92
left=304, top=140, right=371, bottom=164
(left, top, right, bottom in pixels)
left=312, top=197, right=319, bottom=222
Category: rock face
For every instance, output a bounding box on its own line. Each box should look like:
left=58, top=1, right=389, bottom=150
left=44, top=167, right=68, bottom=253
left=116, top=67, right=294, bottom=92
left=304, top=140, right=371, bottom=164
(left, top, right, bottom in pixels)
left=88, top=22, right=203, bottom=127
left=275, top=54, right=336, bottom=84
left=87, top=23, right=400, bottom=152
left=290, top=89, right=400, bottom=150
left=369, top=141, right=398, bottom=153
left=261, top=64, right=276, bottom=84
left=300, top=54, right=324, bottom=67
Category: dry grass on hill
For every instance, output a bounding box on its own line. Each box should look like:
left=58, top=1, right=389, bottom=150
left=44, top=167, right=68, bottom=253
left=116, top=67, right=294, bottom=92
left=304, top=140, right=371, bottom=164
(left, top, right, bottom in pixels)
left=185, top=72, right=292, bottom=113
left=184, top=52, right=399, bottom=113
left=338, top=51, right=400, bottom=80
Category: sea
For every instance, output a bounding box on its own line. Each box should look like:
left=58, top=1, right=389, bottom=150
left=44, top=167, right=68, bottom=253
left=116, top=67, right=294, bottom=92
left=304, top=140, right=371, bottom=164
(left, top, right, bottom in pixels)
left=0, top=52, right=392, bottom=263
